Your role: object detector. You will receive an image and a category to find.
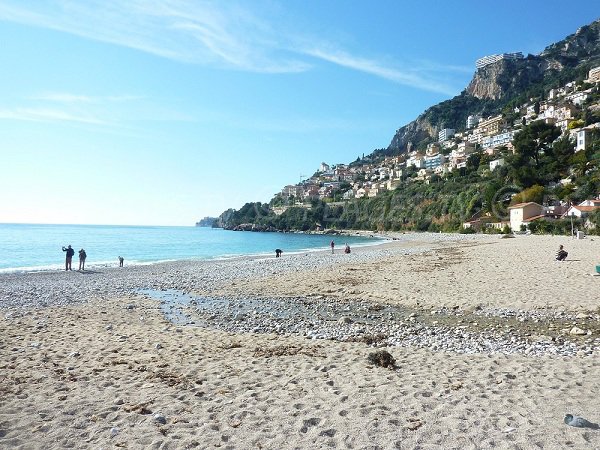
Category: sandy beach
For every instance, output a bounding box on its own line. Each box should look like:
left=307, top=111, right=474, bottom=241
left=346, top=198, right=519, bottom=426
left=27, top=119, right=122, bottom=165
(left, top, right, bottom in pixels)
left=2, top=233, right=600, bottom=449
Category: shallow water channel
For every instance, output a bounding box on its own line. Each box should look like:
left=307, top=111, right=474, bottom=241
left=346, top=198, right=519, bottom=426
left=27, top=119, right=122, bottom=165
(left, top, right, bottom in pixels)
left=138, top=288, right=600, bottom=357
left=138, top=288, right=414, bottom=330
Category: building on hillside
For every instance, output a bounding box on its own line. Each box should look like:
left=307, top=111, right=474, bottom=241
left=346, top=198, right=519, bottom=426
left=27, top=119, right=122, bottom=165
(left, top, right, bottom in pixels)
left=355, top=187, right=368, bottom=199
left=319, top=162, right=330, bottom=172
left=425, top=153, right=445, bottom=170
left=508, top=202, right=544, bottom=231
left=342, top=189, right=355, bottom=200
left=475, top=52, right=523, bottom=70
left=489, top=158, right=505, bottom=171
left=588, top=66, right=600, bottom=83
left=477, top=115, right=505, bottom=137
left=426, top=142, right=442, bottom=155
left=303, top=186, right=320, bottom=200
left=575, top=129, right=591, bottom=152
left=438, top=128, right=455, bottom=142
left=481, top=131, right=515, bottom=150
left=466, top=115, right=480, bottom=129
left=407, top=154, right=425, bottom=169
left=387, top=179, right=401, bottom=190
left=563, top=200, right=600, bottom=218
left=282, top=185, right=303, bottom=198
left=565, top=90, right=590, bottom=106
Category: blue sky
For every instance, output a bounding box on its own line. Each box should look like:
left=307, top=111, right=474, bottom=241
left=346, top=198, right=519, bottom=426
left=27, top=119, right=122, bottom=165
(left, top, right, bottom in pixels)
left=0, top=1, right=598, bottom=226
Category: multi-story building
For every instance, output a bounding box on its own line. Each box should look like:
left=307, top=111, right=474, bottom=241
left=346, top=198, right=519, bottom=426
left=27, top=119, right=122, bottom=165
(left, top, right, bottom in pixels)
left=477, top=115, right=505, bottom=137
left=425, top=153, right=445, bottom=170
left=466, top=115, right=480, bottom=129
left=438, top=128, right=455, bottom=142
left=319, top=162, right=330, bottom=172
left=576, top=129, right=590, bottom=152
left=475, top=52, right=523, bottom=70
left=481, top=131, right=515, bottom=150
left=587, top=66, right=600, bottom=83
left=282, top=185, right=303, bottom=198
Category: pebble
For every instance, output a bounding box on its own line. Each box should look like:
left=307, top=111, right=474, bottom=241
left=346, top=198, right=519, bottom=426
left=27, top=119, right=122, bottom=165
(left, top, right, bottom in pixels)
left=1, top=233, right=596, bottom=358
left=154, top=413, right=167, bottom=425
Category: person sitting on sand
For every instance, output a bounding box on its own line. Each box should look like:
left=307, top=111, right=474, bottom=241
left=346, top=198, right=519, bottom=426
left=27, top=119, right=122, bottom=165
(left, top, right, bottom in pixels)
left=118, top=256, right=124, bottom=267
left=344, top=243, right=351, bottom=254
left=275, top=249, right=283, bottom=258
left=556, top=245, right=568, bottom=261
left=62, top=245, right=75, bottom=271
left=78, top=248, right=87, bottom=271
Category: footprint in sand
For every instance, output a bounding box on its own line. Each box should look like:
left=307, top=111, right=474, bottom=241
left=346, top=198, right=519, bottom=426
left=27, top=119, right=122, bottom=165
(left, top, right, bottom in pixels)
left=300, top=417, right=321, bottom=433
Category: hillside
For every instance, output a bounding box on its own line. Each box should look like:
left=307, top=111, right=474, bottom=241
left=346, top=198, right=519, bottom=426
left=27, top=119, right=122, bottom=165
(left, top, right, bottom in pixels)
left=385, top=18, right=600, bottom=156
left=215, top=18, right=600, bottom=235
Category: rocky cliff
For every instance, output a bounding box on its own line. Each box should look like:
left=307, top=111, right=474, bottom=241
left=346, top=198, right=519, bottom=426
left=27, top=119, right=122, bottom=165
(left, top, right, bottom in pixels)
left=385, top=18, right=600, bottom=155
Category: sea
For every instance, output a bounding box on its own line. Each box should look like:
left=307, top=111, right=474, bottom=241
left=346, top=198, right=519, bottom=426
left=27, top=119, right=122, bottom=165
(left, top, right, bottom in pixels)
left=0, top=223, right=382, bottom=273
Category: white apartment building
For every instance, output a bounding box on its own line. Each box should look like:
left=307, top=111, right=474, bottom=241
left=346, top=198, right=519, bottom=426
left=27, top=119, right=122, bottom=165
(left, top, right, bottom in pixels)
left=439, top=128, right=455, bottom=142
left=587, top=66, right=600, bottom=83
left=576, top=129, right=590, bottom=152
left=481, top=131, right=515, bottom=150
left=466, top=115, right=480, bottom=129
left=425, top=153, right=445, bottom=170
left=475, top=52, right=524, bottom=70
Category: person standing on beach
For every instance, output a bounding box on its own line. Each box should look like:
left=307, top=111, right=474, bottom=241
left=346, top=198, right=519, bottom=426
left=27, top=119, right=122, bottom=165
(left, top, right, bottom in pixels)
left=330, top=240, right=335, bottom=254
left=118, top=256, right=124, bottom=267
left=62, top=245, right=75, bottom=271
left=78, top=248, right=87, bottom=271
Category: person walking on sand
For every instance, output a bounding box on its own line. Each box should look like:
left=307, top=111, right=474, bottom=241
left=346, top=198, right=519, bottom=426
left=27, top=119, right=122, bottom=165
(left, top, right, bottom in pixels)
left=62, top=245, right=75, bottom=271
left=78, top=248, right=87, bottom=271
left=118, top=256, right=124, bottom=267
left=330, top=240, right=335, bottom=254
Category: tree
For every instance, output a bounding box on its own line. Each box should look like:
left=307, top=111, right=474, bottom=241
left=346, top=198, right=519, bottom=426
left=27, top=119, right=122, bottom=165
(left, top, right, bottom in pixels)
left=513, top=120, right=561, bottom=168
left=511, top=185, right=545, bottom=205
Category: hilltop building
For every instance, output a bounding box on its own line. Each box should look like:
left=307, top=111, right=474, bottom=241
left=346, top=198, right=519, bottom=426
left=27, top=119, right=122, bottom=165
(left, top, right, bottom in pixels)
left=475, top=52, right=524, bottom=70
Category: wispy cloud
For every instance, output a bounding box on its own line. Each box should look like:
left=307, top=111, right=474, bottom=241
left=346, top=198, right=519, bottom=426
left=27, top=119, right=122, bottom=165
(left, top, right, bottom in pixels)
left=0, top=107, right=106, bottom=125
left=302, top=47, right=459, bottom=96
left=29, top=93, right=144, bottom=103
left=0, top=1, right=464, bottom=94
left=0, top=0, right=310, bottom=73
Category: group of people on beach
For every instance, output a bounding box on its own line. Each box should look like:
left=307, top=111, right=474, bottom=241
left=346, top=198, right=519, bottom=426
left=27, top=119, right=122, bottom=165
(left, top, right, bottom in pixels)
left=61, top=245, right=86, bottom=271
left=61, top=245, right=125, bottom=271
left=275, top=240, right=351, bottom=258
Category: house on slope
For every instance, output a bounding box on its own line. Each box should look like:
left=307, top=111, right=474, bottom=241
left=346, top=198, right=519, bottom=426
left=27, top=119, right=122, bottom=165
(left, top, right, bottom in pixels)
left=508, top=202, right=544, bottom=231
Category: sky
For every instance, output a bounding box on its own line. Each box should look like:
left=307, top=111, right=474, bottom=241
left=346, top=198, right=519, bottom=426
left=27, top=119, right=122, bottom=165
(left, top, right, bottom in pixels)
left=0, top=1, right=598, bottom=226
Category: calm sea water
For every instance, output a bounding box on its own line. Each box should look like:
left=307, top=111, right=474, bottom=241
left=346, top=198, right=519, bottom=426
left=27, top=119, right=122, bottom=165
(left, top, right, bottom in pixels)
left=0, top=224, right=380, bottom=273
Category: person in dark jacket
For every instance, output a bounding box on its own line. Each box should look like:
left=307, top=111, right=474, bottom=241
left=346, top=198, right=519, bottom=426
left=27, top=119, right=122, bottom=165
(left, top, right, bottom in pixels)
left=62, top=245, right=75, bottom=271
left=556, top=245, right=568, bottom=261
left=78, top=248, right=87, bottom=271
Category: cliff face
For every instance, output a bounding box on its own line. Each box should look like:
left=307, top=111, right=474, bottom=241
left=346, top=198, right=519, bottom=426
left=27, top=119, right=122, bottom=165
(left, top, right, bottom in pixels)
left=465, top=57, right=546, bottom=100
left=385, top=18, right=600, bottom=155
left=387, top=115, right=437, bottom=154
